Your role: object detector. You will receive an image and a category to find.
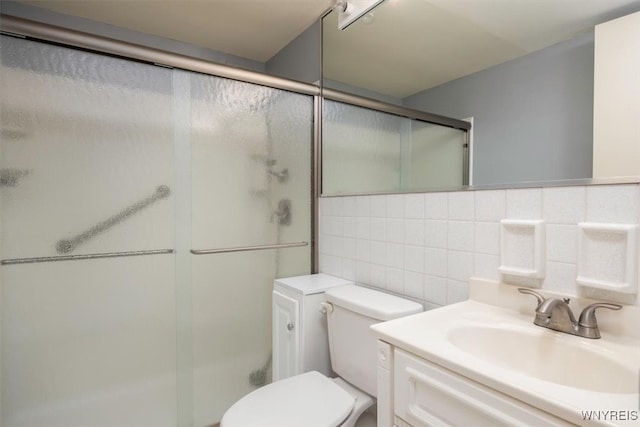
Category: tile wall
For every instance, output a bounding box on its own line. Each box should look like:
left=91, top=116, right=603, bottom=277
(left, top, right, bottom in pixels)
left=318, top=183, right=640, bottom=309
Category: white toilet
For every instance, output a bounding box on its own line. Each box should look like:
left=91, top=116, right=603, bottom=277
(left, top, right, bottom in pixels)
left=221, top=283, right=423, bottom=427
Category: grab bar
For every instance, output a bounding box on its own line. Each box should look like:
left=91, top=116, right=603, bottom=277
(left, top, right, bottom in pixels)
left=56, top=185, right=171, bottom=254
left=191, top=241, right=309, bottom=255
left=1, top=248, right=174, bottom=265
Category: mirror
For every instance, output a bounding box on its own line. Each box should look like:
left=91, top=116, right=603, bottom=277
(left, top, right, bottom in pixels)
left=322, top=0, right=640, bottom=188
left=322, top=99, right=468, bottom=194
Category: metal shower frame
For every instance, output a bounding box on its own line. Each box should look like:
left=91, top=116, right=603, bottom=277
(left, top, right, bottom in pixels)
left=0, top=14, right=471, bottom=271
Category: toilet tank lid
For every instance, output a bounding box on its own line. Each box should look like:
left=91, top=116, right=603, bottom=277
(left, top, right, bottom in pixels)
left=274, top=273, right=355, bottom=295
left=325, top=285, right=423, bottom=321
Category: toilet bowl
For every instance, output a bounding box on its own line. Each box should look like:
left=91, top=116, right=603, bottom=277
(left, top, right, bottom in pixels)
left=221, top=371, right=373, bottom=427
left=221, top=283, right=422, bottom=427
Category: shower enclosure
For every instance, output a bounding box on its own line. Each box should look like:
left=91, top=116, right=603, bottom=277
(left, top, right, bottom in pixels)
left=0, top=28, right=313, bottom=427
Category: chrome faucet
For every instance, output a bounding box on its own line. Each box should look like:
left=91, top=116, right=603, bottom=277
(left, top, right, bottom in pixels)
left=518, top=288, right=622, bottom=339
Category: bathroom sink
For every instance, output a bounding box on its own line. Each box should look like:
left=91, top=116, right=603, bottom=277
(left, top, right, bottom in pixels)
left=447, top=325, right=636, bottom=393
left=371, top=279, right=640, bottom=426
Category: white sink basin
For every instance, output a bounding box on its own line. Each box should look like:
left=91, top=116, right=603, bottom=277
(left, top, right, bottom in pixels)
left=447, top=326, right=637, bottom=393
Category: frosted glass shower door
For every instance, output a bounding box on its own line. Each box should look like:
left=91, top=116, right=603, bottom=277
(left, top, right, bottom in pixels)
left=0, top=36, right=177, bottom=426
left=189, top=73, right=312, bottom=426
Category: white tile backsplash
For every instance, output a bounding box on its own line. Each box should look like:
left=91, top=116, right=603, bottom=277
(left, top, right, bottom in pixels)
left=370, top=241, right=386, bottom=265
left=475, top=190, right=506, bottom=222
left=342, top=237, right=356, bottom=259
left=331, top=197, right=345, bottom=217
left=386, top=243, right=404, bottom=268
left=386, top=194, right=405, bottom=218
left=586, top=184, right=639, bottom=224
left=356, top=196, right=371, bottom=217
left=543, top=187, right=586, bottom=224
left=424, top=275, right=447, bottom=305
left=474, top=253, right=501, bottom=281
left=403, top=271, right=424, bottom=299
left=425, top=247, right=447, bottom=278
left=319, top=183, right=640, bottom=308
left=424, top=192, right=448, bottom=219
left=475, top=222, right=501, bottom=255
left=355, top=261, right=370, bottom=284
left=385, top=267, right=404, bottom=293
left=386, top=218, right=405, bottom=243
left=355, top=239, right=370, bottom=262
left=447, top=250, right=474, bottom=282
left=448, top=221, right=475, bottom=252
left=506, top=188, right=542, bottom=219
left=424, top=220, right=448, bottom=248
left=405, top=194, right=425, bottom=219
left=356, top=217, right=370, bottom=239
left=404, top=219, right=425, bottom=246
left=447, top=279, right=469, bottom=304
left=546, top=224, right=578, bottom=263
left=343, top=216, right=357, bottom=238
left=370, top=264, right=385, bottom=288
left=370, top=195, right=386, bottom=217
left=404, top=245, right=425, bottom=273
left=448, top=191, right=475, bottom=221
left=370, top=218, right=386, bottom=241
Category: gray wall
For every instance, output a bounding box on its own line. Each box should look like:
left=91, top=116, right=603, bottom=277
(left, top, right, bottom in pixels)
left=404, top=33, right=595, bottom=186
left=266, top=20, right=321, bottom=84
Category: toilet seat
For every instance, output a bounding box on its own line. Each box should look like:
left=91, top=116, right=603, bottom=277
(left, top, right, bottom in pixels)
left=221, top=371, right=355, bottom=427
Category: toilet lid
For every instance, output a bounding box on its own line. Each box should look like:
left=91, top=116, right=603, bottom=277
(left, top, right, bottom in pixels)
left=221, top=371, right=355, bottom=427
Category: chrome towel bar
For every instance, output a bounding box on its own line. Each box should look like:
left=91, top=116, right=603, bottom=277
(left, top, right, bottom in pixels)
left=1, top=249, right=174, bottom=265
left=191, top=241, right=309, bottom=255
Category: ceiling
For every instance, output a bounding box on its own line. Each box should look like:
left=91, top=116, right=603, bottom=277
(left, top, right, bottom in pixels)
left=12, top=0, right=640, bottom=98
left=324, top=0, right=640, bottom=97
left=16, top=0, right=334, bottom=62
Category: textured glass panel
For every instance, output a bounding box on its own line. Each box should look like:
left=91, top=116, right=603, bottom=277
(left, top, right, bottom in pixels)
left=191, top=247, right=310, bottom=425
left=407, top=120, right=466, bottom=190
left=189, top=73, right=313, bottom=425
left=190, top=74, right=312, bottom=249
left=1, top=37, right=177, bottom=426
left=1, top=35, right=314, bottom=427
left=322, top=100, right=402, bottom=194
left=0, top=36, right=174, bottom=259
left=2, top=256, right=177, bottom=426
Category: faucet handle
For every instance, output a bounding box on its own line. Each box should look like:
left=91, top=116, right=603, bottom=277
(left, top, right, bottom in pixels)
left=578, top=302, right=622, bottom=328
left=517, top=288, right=545, bottom=308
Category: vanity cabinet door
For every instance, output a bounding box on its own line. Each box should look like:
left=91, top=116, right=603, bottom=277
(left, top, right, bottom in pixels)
left=393, top=349, right=571, bottom=427
left=272, top=290, right=300, bottom=380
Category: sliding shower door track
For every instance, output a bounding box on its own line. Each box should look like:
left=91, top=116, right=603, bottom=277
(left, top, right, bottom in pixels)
left=1, top=249, right=175, bottom=265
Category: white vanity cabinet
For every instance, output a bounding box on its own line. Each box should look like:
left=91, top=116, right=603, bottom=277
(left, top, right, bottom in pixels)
left=378, top=342, right=571, bottom=427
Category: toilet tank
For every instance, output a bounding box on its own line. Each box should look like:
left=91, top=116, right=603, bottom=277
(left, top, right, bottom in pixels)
left=324, top=285, right=422, bottom=397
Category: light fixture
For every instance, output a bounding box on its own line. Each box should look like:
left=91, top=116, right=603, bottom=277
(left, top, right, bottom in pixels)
left=334, top=0, right=386, bottom=30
